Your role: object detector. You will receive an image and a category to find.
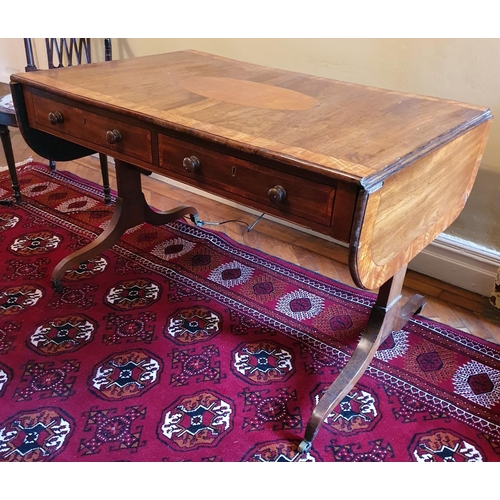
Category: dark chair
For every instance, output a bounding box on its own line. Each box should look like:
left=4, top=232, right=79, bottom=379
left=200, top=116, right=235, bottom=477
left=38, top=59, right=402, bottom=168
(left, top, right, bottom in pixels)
left=0, top=38, right=112, bottom=206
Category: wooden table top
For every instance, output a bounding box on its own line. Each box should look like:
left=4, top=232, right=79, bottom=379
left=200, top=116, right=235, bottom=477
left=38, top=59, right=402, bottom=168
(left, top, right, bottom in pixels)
left=11, top=50, right=491, bottom=187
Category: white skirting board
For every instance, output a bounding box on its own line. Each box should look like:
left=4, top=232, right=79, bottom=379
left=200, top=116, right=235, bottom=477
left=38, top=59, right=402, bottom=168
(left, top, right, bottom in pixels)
left=146, top=170, right=500, bottom=297
left=408, top=234, right=500, bottom=297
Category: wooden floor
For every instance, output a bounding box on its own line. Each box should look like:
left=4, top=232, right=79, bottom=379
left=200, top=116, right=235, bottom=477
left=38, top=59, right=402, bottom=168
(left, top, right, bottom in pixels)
left=2, top=126, right=500, bottom=345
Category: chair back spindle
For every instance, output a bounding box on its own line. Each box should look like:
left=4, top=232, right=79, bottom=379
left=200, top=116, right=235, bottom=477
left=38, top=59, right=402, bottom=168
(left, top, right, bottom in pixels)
left=23, top=38, right=37, bottom=72
left=45, top=38, right=92, bottom=69
left=104, top=38, right=112, bottom=62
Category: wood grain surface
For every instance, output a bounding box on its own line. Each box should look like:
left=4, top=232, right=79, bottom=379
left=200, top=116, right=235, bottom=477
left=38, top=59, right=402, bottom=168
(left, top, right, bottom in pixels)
left=11, top=50, right=491, bottom=183
left=10, top=50, right=492, bottom=291
left=352, top=121, right=491, bottom=289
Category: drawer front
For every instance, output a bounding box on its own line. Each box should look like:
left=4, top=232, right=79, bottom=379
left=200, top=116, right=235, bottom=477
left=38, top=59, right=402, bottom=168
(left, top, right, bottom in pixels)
left=158, top=134, right=335, bottom=227
left=30, top=93, right=152, bottom=163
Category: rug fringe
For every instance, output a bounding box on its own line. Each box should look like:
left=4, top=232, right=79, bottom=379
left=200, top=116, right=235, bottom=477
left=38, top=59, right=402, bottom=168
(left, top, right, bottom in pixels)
left=0, top=156, right=33, bottom=172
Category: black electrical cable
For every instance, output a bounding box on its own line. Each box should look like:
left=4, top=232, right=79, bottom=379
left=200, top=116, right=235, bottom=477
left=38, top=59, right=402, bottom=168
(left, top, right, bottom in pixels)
left=186, top=213, right=265, bottom=232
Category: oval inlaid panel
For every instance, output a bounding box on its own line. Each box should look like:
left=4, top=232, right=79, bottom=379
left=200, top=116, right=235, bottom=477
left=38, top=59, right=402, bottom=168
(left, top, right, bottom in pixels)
left=179, top=76, right=320, bottom=111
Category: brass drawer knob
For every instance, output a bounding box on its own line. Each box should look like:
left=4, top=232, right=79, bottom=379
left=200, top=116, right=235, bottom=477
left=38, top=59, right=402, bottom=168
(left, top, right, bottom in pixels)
left=268, top=185, right=287, bottom=204
left=48, top=111, right=64, bottom=125
left=106, top=129, right=122, bottom=144
left=183, top=156, right=200, bottom=173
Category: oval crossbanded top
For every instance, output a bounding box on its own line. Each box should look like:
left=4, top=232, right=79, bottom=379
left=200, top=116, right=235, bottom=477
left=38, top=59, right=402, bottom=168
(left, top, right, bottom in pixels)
left=178, top=76, right=321, bottom=111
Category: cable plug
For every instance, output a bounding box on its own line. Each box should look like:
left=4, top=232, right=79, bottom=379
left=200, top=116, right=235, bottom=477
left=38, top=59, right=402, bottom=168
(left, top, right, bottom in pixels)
left=189, top=214, right=205, bottom=227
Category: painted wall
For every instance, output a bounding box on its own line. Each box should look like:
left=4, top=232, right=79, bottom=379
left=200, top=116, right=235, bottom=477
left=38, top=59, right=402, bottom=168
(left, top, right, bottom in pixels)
left=1, top=38, right=499, bottom=252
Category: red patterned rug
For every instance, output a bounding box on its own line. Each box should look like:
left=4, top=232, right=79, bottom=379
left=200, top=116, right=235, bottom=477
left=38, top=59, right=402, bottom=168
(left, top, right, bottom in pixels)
left=0, top=161, right=499, bottom=462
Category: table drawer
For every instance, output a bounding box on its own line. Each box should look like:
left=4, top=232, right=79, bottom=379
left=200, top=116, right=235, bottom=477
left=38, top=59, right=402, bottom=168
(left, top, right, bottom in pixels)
left=29, top=93, right=152, bottom=163
left=158, top=134, right=335, bottom=227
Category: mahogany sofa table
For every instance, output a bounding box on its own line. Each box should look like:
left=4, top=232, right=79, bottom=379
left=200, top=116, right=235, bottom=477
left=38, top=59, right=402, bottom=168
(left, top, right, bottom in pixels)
left=10, top=50, right=491, bottom=453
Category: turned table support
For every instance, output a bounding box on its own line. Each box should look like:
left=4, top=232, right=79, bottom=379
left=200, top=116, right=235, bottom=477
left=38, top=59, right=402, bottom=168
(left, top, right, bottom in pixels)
left=298, top=264, right=425, bottom=453
left=51, top=159, right=198, bottom=291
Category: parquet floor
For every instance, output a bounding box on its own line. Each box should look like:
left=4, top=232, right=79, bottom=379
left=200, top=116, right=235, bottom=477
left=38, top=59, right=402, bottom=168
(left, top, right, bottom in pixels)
left=2, top=126, right=500, bottom=345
